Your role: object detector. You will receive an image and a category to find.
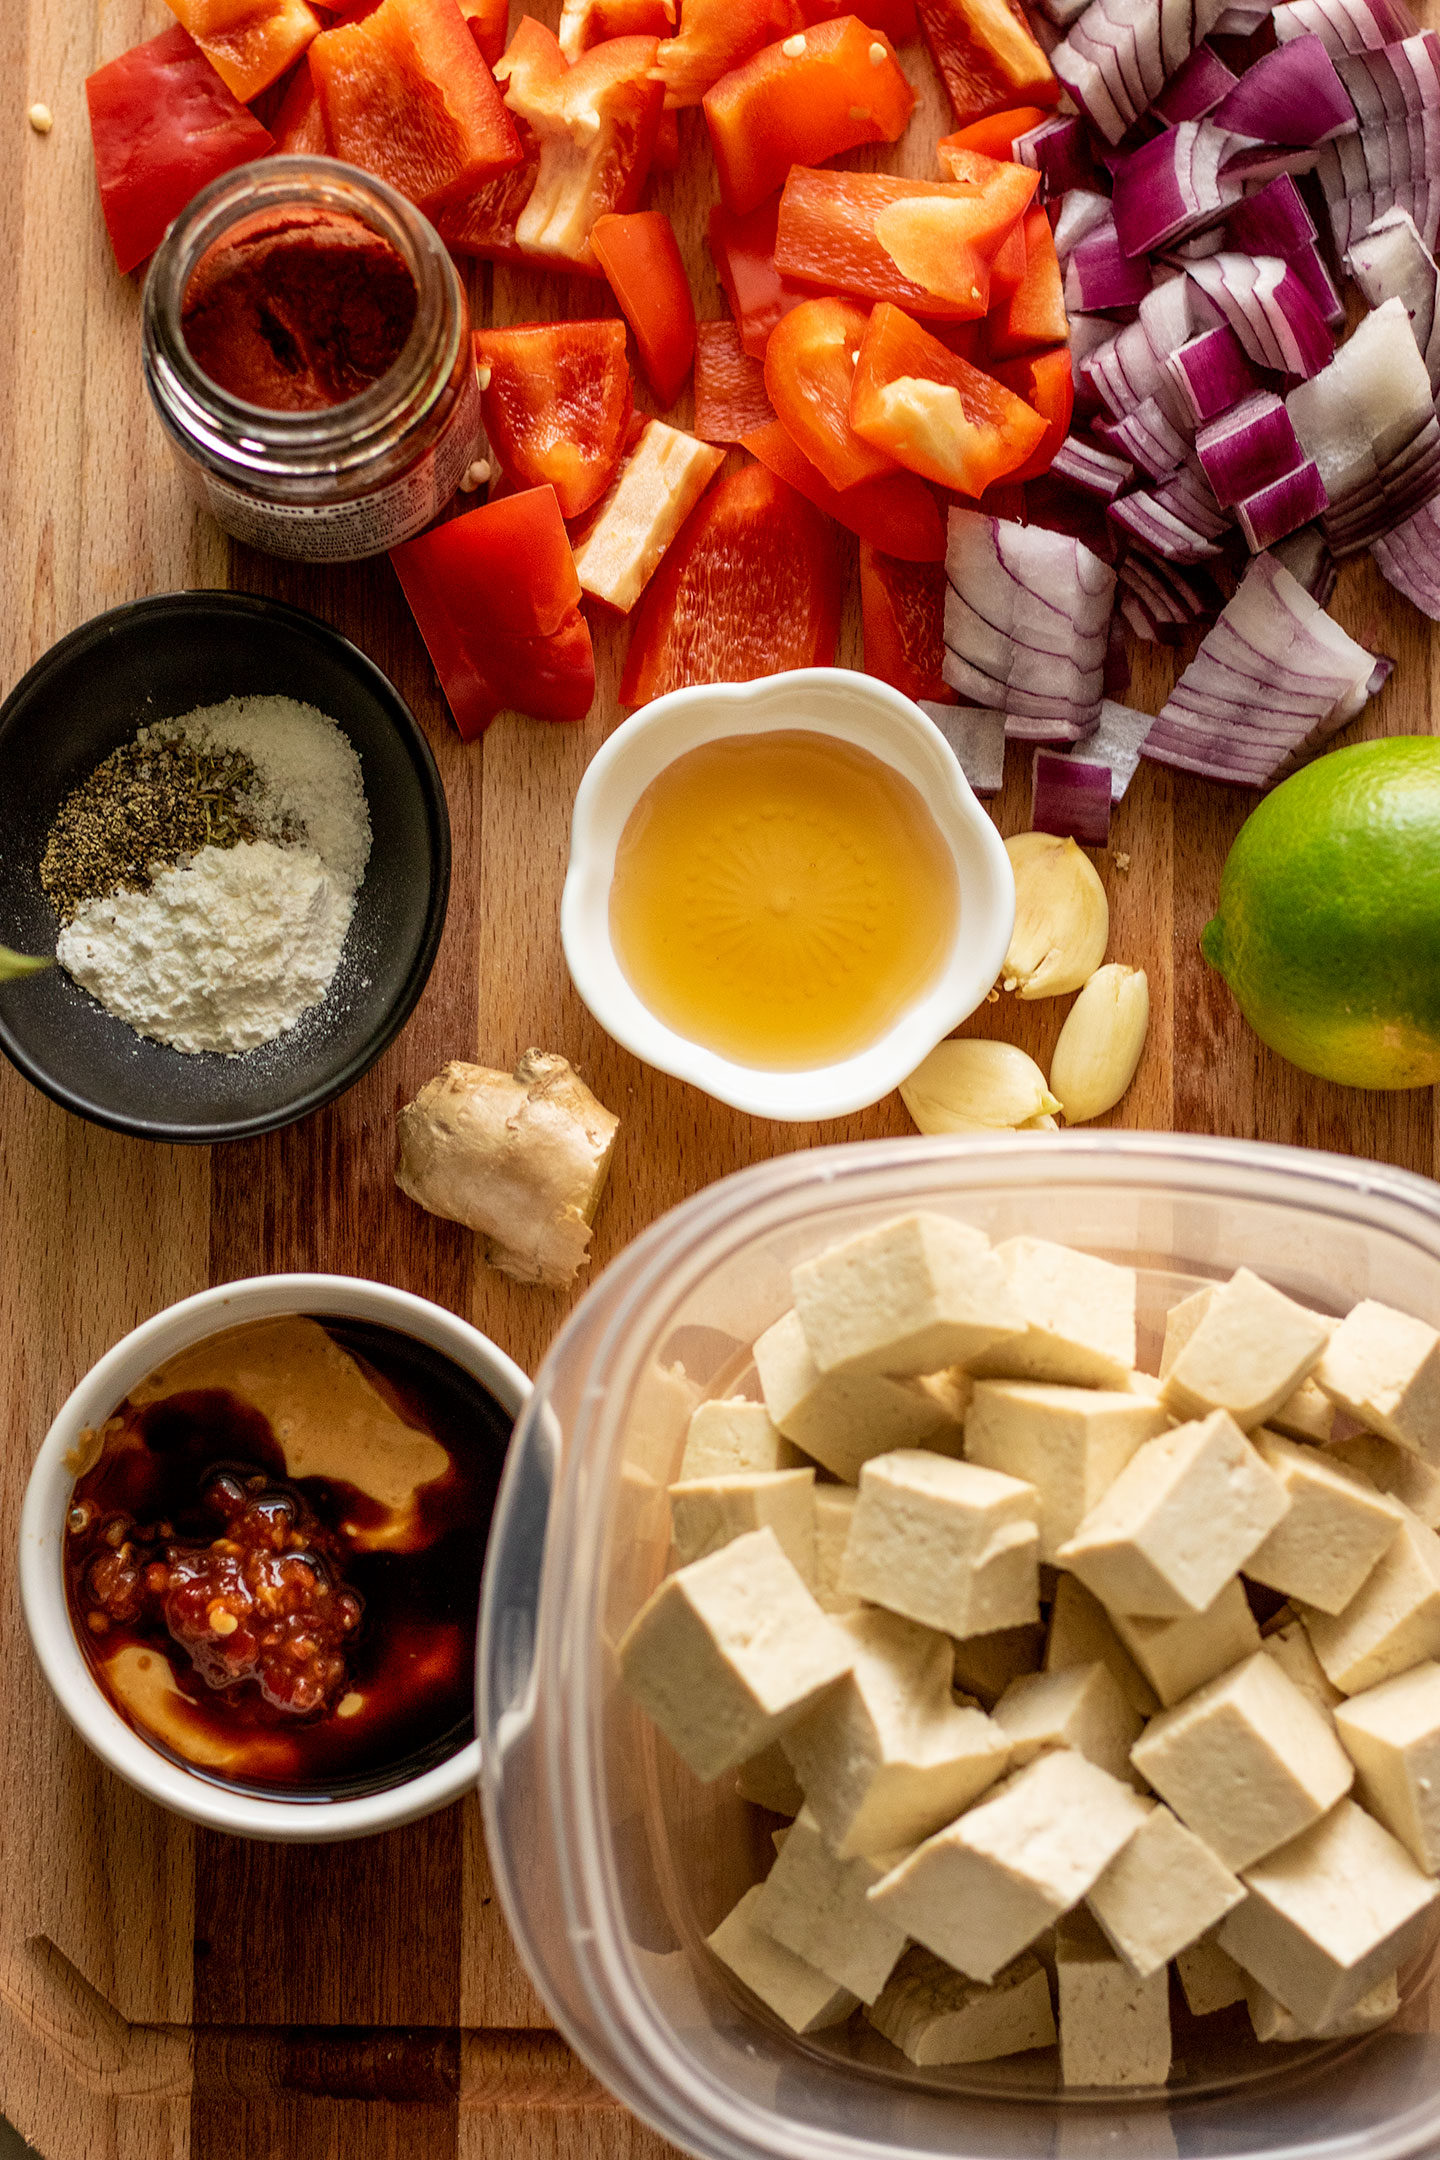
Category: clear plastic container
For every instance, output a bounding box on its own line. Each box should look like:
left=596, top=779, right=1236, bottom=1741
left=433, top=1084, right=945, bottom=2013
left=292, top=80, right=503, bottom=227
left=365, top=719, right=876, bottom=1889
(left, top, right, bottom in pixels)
left=478, top=1133, right=1440, bottom=2160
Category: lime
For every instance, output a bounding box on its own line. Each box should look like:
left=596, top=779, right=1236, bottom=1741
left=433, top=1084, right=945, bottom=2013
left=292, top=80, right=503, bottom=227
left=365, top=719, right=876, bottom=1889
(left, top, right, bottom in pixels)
left=1201, top=736, right=1440, bottom=1090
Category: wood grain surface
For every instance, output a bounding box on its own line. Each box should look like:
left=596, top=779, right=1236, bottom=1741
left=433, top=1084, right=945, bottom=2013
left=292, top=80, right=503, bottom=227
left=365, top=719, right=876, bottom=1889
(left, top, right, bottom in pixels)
left=1, top=0, right=1437, bottom=2149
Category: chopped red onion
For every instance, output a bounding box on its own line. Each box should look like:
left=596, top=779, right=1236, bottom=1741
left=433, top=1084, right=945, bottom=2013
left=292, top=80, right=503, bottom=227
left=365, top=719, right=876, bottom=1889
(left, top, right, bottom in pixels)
left=1052, top=434, right=1138, bottom=498
left=1287, top=240, right=1347, bottom=328
left=1141, top=269, right=1214, bottom=351
left=1185, top=251, right=1334, bottom=374
left=1110, top=489, right=1226, bottom=556
left=1272, top=0, right=1417, bottom=52
left=1225, top=171, right=1317, bottom=254
left=1372, top=495, right=1440, bottom=615
left=1055, top=190, right=1120, bottom=264
left=1015, top=115, right=1101, bottom=196
left=1066, top=220, right=1156, bottom=310
left=1234, top=459, right=1329, bottom=546
left=944, top=510, right=1115, bottom=737
left=1166, top=322, right=1263, bottom=421
left=1154, top=457, right=1234, bottom=534
left=1211, top=33, right=1357, bottom=142
left=1121, top=549, right=1222, bottom=630
left=1166, top=226, right=1231, bottom=256
left=1195, top=391, right=1307, bottom=503
left=920, top=704, right=1008, bottom=793
left=1035, top=702, right=1152, bottom=806
left=1287, top=294, right=1440, bottom=552
left=1346, top=207, right=1440, bottom=387
left=1154, top=43, right=1240, bottom=117
left=1112, top=121, right=1239, bottom=255
left=1056, top=0, right=1232, bottom=143
left=1096, top=396, right=1194, bottom=475
left=1105, top=611, right=1132, bottom=696
left=1033, top=750, right=1115, bottom=842
left=1269, top=522, right=1338, bottom=599
left=1087, top=318, right=1194, bottom=424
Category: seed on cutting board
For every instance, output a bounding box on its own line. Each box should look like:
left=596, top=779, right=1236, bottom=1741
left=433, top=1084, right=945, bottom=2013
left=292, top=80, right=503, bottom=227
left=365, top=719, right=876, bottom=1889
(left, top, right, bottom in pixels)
left=27, top=102, right=52, bottom=132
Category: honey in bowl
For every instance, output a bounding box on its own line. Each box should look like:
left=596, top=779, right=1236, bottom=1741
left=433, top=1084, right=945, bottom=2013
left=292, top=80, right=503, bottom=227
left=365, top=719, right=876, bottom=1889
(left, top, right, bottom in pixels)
left=608, top=730, right=960, bottom=1069
left=63, top=1315, right=510, bottom=1798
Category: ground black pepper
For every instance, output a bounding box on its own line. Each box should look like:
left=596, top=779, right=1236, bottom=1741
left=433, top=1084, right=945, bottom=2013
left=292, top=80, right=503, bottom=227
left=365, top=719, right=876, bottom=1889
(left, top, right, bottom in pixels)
left=40, top=732, right=264, bottom=922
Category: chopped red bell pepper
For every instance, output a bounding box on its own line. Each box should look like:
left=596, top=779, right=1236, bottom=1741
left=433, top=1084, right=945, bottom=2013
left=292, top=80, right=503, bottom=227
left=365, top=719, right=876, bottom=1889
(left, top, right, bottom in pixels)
left=591, top=211, right=696, bottom=406
left=774, top=162, right=1037, bottom=319
left=765, top=295, right=895, bottom=491
left=655, top=0, right=798, bottom=108
left=271, top=55, right=330, bottom=149
left=493, top=23, right=664, bottom=266
left=559, top=0, right=673, bottom=55
left=621, top=461, right=842, bottom=705
left=434, top=123, right=541, bottom=260
left=939, top=104, right=1046, bottom=158
left=798, top=0, right=917, bottom=48
left=849, top=299, right=1046, bottom=493
left=652, top=106, right=681, bottom=167
left=390, top=486, right=595, bottom=738
left=742, top=418, right=945, bottom=559
left=86, top=26, right=275, bottom=276
left=163, top=0, right=322, bottom=102
left=985, top=204, right=1066, bottom=355
left=860, top=544, right=952, bottom=703
left=309, top=0, right=521, bottom=212
left=913, top=0, right=1057, bottom=124
left=694, top=319, right=775, bottom=440
left=989, top=343, right=1072, bottom=481
left=704, top=17, right=915, bottom=217
left=460, top=0, right=509, bottom=66
left=474, top=319, right=632, bottom=520
left=708, top=194, right=810, bottom=358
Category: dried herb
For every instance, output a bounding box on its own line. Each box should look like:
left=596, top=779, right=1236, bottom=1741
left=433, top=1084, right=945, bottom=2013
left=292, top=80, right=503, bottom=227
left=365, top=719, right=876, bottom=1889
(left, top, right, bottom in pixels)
left=40, top=734, right=263, bottom=922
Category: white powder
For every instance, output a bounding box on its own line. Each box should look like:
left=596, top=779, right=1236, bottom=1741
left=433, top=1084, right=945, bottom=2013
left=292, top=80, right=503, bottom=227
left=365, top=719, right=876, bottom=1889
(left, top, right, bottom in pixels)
left=165, top=694, right=372, bottom=894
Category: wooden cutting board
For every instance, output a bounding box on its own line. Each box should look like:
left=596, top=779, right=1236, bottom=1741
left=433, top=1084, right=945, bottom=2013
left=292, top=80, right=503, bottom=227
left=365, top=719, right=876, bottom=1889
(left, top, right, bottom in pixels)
left=1, top=0, right=1437, bottom=2149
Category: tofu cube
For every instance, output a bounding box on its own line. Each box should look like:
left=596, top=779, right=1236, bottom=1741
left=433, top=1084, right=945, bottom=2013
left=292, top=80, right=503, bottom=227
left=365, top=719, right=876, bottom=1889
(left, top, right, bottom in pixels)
left=736, top=1741, right=804, bottom=1816
left=618, top=1528, right=854, bottom=1781
left=752, top=1804, right=908, bottom=2001
left=1056, top=1909, right=1172, bottom=2088
left=813, top=1486, right=861, bottom=1614
left=790, top=1213, right=1024, bottom=1378
left=782, top=1607, right=1011, bottom=1857
left=707, top=1884, right=858, bottom=2033
left=993, top=1662, right=1143, bottom=1783
left=1057, top=1412, right=1289, bottom=1619
left=842, top=1449, right=1040, bottom=1637
left=1260, top=1619, right=1343, bottom=1720
left=1219, top=1799, right=1437, bottom=2029
left=1160, top=1268, right=1330, bottom=1430
left=1130, top=1651, right=1353, bottom=1872
left=669, top=1469, right=817, bottom=1582
left=680, top=1398, right=801, bottom=1480
left=1175, top=1936, right=1247, bottom=2016
left=754, top=1310, right=961, bottom=1483
left=867, top=1749, right=1150, bottom=1981
left=1303, top=1514, right=1440, bottom=1694
left=967, top=1238, right=1138, bottom=1388
left=1268, top=1377, right=1336, bottom=1447
left=952, top=1623, right=1046, bottom=1709
left=1244, top=1432, right=1404, bottom=1614
left=1245, top=1969, right=1398, bottom=2042
left=1110, top=1578, right=1261, bottom=1707
left=1087, top=1804, right=1245, bottom=1977
left=1317, top=1300, right=1440, bottom=1460
left=1046, top=1574, right=1159, bottom=1717
left=965, top=1380, right=1170, bottom=1562
left=1159, top=1286, right=1214, bottom=1378
left=866, top=1947, right=1056, bottom=2066
left=1334, top=1660, right=1440, bottom=1873
left=1328, top=1430, right=1440, bottom=1531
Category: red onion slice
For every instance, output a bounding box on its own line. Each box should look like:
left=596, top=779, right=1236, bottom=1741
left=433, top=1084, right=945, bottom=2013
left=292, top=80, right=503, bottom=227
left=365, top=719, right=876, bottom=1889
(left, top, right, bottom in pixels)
left=920, top=704, right=1008, bottom=793
left=1272, top=0, right=1417, bottom=54
left=1112, top=121, right=1239, bottom=255
left=1234, top=460, right=1330, bottom=546
left=1066, top=220, right=1156, bottom=310
left=1211, top=33, right=1357, bottom=141
left=1153, top=42, right=1239, bottom=117
left=1269, top=523, right=1338, bottom=598
left=1345, top=207, right=1440, bottom=387
left=1096, top=396, right=1194, bottom=475
left=1167, top=322, right=1263, bottom=422
left=1052, top=435, right=1139, bottom=498
left=1195, top=391, right=1306, bottom=503
left=1032, top=749, right=1115, bottom=842
left=1110, top=489, right=1226, bottom=556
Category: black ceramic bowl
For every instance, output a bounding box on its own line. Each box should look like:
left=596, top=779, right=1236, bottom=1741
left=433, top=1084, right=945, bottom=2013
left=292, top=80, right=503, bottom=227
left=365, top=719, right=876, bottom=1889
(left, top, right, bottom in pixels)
left=0, top=591, right=450, bottom=1144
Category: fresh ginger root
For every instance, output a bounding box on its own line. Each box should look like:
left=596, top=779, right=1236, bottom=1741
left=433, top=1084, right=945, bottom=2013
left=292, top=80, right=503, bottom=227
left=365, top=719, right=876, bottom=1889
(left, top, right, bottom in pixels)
left=396, top=1051, right=620, bottom=1287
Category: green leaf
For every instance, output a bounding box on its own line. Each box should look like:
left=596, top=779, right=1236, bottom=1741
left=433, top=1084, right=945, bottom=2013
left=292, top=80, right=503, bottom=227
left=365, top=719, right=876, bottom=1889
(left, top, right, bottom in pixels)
left=0, top=946, right=52, bottom=981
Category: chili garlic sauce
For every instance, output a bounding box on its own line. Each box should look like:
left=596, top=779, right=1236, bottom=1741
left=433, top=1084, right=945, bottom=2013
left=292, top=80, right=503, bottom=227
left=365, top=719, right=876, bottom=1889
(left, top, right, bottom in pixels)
left=64, top=1316, right=510, bottom=1797
left=609, top=730, right=959, bottom=1068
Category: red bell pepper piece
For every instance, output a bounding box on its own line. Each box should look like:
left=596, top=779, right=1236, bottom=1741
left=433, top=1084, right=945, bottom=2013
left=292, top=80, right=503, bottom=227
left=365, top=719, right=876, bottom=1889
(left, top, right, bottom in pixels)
left=939, top=104, right=1046, bottom=158
left=849, top=300, right=1047, bottom=493
left=271, top=56, right=330, bottom=149
left=742, top=418, right=945, bottom=559
left=309, top=0, right=521, bottom=212
left=560, top=0, right=674, bottom=55
left=704, top=17, right=916, bottom=216
left=163, top=0, right=322, bottom=102
left=491, top=23, right=664, bottom=267
left=621, top=461, right=841, bottom=705
left=694, top=319, right=775, bottom=441
left=652, top=107, right=681, bottom=167
left=765, top=295, right=896, bottom=491
left=985, top=205, right=1066, bottom=355
left=707, top=194, right=810, bottom=358
left=591, top=211, right=697, bottom=406
left=798, top=0, right=917, bottom=47
left=775, top=162, right=1038, bottom=319
left=86, top=26, right=275, bottom=277
left=655, top=0, right=798, bottom=107
left=474, top=320, right=632, bottom=520
left=434, top=125, right=541, bottom=260
left=989, top=343, right=1072, bottom=481
left=390, top=486, right=595, bottom=738
left=460, top=0, right=509, bottom=66
left=860, top=544, right=952, bottom=703
left=914, top=0, right=1056, bottom=124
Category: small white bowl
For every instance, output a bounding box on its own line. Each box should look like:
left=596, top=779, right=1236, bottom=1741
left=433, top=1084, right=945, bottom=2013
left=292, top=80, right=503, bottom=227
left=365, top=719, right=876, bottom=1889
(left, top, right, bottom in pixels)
left=19, top=1274, right=528, bottom=1843
left=561, top=669, right=1016, bottom=1123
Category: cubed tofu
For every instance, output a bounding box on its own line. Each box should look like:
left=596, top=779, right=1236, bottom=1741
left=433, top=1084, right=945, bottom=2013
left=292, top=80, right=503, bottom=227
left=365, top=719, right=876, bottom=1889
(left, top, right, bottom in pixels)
left=1327, top=1431, right=1440, bottom=1532
left=993, top=1662, right=1143, bottom=1782
left=1175, top=1935, right=1247, bottom=2016
left=1317, top=1301, right=1440, bottom=1460
left=790, top=1213, right=1023, bottom=1378
left=1111, top=1578, right=1261, bottom=1708
left=1303, top=1514, right=1440, bottom=1694
left=754, top=1311, right=961, bottom=1482
left=967, top=1238, right=1138, bottom=1388
left=868, top=1749, right=1150, bottom=1981
left=680, top=1397, right=801, bottom=1480
left=813, top=1486, right=861, bottom=1615
left=707, top=1884, right=859, bottom=2033
left=1260, top=1619, right=1343, bottom=1720
left=1160, top=1269, right=1330, bottom=1430
left=842, top=1450, right=1040, bottom=1637
left=571, top=421, right=725, bottom=613
left=866, top=1947, right=1056, bottom=2066
left=752, top=1804, right=909, bottom=2001
left=736, top=1741, right=805, bottom=1815
left=1245, top=1969, right=1399, bottom=2042
left=1046, top=1574, right=1159, bottom=1718
left=1087, top=1803, right=1245, bottom=1977
left=1057, top=1412, right=1289, bottom=1619
left=669, top=1469, right=817, bottom=1581
left=782, top=1607, right=1011, bottom=1857
left=953, top=1623, right=1046, bottom=1709
left=1334, top=1660, right=1440, bottom=1873
left=1219, top=1799, right=1437, bottom=2029
left=1243, top=1433, right=1404, bottom=1615
left=1130, top=1652, right=1353, bottom=1871
left=1160, top=1286, right=1214, bottom=1379
left=965, top=1380, right=1170, bottom=1562
left=1056, top=1908, right=1172, bottom=2088
left=1268, top=1377, right=1336, bottom=1447
left=618, top=1528, right=854, bottom=1781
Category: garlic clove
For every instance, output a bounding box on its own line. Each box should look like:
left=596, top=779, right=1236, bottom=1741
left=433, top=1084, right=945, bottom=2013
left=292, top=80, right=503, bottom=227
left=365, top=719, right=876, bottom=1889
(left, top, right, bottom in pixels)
left=1002, top=833, right=1109, bottom=1001
left=901, top=1037, right=1063, bottom=1135
left=1049, top=963, right=1150, bottom=1125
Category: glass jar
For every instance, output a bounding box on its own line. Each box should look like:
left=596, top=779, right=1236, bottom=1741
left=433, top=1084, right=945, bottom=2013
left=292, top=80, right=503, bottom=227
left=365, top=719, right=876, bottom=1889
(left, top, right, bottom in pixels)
left=142, top=156, right=482, bottom=564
